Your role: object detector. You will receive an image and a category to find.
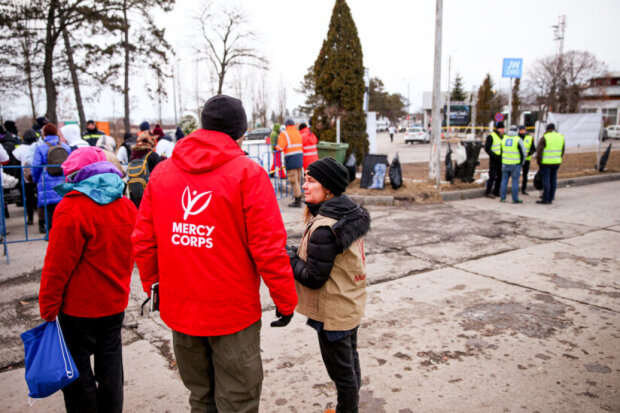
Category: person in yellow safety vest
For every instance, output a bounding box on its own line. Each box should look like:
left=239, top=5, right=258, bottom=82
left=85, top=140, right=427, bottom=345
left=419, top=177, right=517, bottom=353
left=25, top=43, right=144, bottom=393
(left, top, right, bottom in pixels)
left=276, top=119, right=304, bottom=207
left=536, top=123, right=565, bottom=204
left=82, top=120, right=104, bottom=147
left=299, top=122, right=319, bottom=169
left=499, top=132, right=526, bottom=203
left=484, top=121, right=505, bottom=198
left=517, top=125, right=536, bottom=195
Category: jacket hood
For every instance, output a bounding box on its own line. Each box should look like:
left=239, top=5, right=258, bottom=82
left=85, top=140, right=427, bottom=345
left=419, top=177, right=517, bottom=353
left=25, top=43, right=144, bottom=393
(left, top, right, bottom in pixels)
left=54, top=162, right=125, bottom=205
left=318, top=195, right=371, bottom=250
left=60, top=124, right=82, bottom=145
left=159, top=134, right=173, bottom=142
left=171, top=129, right=245, bottom=174
left=43, top=135, right=60, bottom=145
left=22, top=129, right=38, bottom=144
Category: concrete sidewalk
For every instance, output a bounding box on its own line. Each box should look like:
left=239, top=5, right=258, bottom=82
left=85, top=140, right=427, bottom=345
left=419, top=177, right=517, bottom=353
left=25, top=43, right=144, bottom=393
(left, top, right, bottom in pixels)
left=1, top=181, right=619, bottom=412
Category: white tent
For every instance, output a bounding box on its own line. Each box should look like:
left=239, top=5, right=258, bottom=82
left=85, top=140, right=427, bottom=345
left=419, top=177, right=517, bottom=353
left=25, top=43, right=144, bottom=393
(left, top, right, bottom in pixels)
left=545, top=112, right=603, bottom=148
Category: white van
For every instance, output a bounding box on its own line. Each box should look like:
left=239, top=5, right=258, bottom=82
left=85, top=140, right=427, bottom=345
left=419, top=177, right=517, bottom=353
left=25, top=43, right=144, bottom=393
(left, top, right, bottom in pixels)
left=607, top=125, right=620, bottom=139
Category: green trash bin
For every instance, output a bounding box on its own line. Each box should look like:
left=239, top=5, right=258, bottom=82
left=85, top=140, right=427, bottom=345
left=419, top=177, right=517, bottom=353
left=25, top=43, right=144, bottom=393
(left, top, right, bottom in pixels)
left=317, top=141, right=349, bottom=163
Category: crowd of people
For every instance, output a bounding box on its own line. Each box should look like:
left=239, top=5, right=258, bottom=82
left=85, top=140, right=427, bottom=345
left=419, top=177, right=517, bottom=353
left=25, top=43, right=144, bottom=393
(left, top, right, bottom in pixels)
left=484, top=121, right=565, bottom=204
left=2, top=95, right=369, bottom=413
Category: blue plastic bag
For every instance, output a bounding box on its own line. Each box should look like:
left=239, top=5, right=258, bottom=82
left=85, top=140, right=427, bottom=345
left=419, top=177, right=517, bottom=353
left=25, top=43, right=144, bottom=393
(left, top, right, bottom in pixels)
left=20, top=320, right=79, bottom=398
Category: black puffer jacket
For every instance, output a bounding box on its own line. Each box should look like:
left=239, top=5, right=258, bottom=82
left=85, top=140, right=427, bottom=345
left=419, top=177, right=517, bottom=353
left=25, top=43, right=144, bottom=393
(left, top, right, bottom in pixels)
left=289, top=195, right=371, bottom=289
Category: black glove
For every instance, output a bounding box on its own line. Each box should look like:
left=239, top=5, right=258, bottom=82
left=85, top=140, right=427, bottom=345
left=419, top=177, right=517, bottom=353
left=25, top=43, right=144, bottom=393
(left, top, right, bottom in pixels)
left=270, top=309, right=293, bottom=327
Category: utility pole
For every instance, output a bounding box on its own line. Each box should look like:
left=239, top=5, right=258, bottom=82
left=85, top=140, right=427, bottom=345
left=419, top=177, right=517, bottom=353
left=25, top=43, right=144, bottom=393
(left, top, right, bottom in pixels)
left=429, top=0, right=443, bottom=187
left=508, top=77, right=513, bottom=127
left=471, top=86, right=477, bottom=137
left=446, top=55, right=451, bottom=140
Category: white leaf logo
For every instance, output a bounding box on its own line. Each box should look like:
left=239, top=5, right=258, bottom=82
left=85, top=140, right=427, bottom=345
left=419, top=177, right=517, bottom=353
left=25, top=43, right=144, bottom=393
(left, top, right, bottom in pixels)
left=182, top=186, right=212, bottom=220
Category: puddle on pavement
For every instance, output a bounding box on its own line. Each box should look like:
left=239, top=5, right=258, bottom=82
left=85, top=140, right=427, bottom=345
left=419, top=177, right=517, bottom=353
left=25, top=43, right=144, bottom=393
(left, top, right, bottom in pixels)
left=456, top=294, right=572, bottom=338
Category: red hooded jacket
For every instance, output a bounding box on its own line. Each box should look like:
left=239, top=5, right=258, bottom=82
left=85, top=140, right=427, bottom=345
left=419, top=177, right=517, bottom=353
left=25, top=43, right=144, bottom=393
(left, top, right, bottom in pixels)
left=39, top=192, right=137, bottom=321
left=132, top=129, right=297, bottom=336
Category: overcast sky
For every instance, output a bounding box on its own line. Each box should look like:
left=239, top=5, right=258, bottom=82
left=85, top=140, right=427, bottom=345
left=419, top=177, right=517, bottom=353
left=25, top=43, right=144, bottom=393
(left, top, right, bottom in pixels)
left=6, top=0, right=620, bottom=126
left=157, top=0, right=620, bottom=123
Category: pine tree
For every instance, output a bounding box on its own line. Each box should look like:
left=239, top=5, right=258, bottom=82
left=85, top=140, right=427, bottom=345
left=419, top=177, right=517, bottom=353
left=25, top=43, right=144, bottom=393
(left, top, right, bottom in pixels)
left=450, top=73, right=467, bottom=102
left=476, top=73, right=495, bottom=125
left=511, top=78, right=521, bottom=125
left=312, top=0, right=368, bottom=163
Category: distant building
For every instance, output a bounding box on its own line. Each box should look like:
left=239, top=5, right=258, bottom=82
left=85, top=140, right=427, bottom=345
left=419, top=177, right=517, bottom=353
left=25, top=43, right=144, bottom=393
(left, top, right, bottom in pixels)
left=579, top=72, right=620, bottom=126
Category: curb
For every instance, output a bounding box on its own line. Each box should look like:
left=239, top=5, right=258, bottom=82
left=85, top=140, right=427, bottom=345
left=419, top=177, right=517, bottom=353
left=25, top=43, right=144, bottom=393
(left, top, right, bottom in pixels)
left=349, top=195, right=394, bottom=206
left=440, top=172, right=620, bottom=201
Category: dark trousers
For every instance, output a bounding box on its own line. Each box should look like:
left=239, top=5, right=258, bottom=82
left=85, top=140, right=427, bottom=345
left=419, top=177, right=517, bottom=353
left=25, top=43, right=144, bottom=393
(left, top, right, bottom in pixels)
left=540, top=164, right=560, bottom=203
left=521, top=160, right=531, bottom=193
left=38, top=202, right=58, bottom=232
left=172, top=320, right=263, bottom=413
left=58, top=312, right=125, bottom=413
left=24, top=182, right=36, bottom=222
left=318, top=327, right=361, bottom=413
left=486, top=163, right=502, bottom=196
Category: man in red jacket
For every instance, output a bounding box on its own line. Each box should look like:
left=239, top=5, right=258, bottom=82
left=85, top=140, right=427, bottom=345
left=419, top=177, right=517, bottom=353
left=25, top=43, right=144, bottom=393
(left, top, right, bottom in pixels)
left=132, top=95, right=297, bottom=412
left=38, top=146, right=137, bottom=412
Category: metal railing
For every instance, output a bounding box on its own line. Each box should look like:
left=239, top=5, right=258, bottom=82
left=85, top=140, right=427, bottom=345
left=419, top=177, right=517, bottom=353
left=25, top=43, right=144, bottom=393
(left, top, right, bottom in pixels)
left=1, top=164, right=60, bottom=264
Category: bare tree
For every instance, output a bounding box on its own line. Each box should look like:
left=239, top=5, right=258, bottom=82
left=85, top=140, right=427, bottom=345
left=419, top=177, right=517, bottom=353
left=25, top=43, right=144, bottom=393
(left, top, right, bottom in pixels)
left=194, top=1, right=267, bottom=95
left=525, top=50, right=606, bottom=116
left=276, top=77, right=287, bottom=124
left=252, top=74, right=269, bottom=128
left=0, top=1, right=43, bottom=122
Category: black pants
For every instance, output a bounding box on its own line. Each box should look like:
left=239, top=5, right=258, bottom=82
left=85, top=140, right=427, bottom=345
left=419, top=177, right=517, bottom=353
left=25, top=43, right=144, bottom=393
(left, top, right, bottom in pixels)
left=24, top=182, right=36, bottom=222
left=521, top=160, right=531, bottom=193
left=486, top=163, right=501, bottom=196
left=38, top=202, right=58, bottom=232
left=318, top=327, right=360, bottom=413
left=58, top=312, right=125, bottom=413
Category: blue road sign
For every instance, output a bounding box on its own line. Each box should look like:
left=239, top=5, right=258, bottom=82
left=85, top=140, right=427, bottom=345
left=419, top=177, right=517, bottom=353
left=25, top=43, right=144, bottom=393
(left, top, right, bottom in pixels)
left=502, top=58, right=523, bottom=78
left=494, top=112, right=504, bottom=122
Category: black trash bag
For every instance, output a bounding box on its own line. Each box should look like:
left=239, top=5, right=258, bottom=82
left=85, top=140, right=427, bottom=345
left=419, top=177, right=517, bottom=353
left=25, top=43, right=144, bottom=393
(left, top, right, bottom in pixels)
left=597, top=143, right=612, bottom=172
left=445, top=144, right=454, bottom=182
left=389, top=153, right=403, bottom=190
left=533, top=170, right=543, bottom=190
left=345, top=152, right=357, bottom=182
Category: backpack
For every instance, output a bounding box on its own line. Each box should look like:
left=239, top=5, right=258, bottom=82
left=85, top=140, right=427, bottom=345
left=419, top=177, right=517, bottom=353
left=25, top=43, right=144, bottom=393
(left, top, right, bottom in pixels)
left=127, top=151, right=152, bottom=207
left=45, top=142, right=69, bottom=176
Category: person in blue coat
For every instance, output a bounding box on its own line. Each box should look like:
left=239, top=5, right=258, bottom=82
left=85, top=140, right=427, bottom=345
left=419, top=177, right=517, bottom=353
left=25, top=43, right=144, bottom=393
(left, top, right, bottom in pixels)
left=32, top=123, right=71, bottom=234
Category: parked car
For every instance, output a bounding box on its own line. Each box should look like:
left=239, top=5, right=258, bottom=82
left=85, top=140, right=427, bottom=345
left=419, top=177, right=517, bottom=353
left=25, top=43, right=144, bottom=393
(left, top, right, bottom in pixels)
left=245, top=127, right=271, bottom=142
left=606, top=125, right=620, bottom=139
left=404, top=126, right=430, bottom=144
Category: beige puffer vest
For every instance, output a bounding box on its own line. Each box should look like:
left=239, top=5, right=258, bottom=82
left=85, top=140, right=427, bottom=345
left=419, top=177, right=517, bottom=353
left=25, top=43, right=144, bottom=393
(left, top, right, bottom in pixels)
left=295, top=215, right=367, bottom=331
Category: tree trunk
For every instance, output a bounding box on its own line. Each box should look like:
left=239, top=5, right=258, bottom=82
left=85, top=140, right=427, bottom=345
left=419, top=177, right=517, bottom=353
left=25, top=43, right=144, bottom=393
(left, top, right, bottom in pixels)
left=122, top=0, right=130, bottom=134
left=62, top=22, right=86, bottom=130
left=44, top=0, right=59, bottom=124
left=22, top=41, right=37, bottom=122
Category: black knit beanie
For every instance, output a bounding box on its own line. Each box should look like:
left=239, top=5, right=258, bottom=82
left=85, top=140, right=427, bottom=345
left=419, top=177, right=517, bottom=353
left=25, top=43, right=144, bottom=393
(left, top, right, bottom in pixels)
left=307, top=157, right=350, bottom=196
left=201, top=95, right=247, bottom=140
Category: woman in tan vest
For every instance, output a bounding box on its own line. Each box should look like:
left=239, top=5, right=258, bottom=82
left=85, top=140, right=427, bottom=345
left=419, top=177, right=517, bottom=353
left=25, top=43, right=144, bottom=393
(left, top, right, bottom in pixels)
left=286, top=157, right=371, bottom=413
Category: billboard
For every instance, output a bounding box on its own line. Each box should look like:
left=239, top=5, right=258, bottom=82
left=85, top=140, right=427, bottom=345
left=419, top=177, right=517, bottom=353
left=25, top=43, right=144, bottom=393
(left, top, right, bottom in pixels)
left=443, top=104, right=470, bottom=127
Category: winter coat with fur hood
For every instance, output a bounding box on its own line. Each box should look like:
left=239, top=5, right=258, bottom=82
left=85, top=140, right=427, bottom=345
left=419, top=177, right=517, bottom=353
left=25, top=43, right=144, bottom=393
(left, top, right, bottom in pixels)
left=290, top=195, right=371, bottom=331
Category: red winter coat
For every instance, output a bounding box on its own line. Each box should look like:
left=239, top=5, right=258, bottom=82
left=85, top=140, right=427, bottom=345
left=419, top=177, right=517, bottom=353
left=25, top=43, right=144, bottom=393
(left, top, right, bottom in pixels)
left=132, top=129, right=297, bottom=336
left=301, top=128, right=319, bottom=169
left=39, top=193, right=137, bottom=321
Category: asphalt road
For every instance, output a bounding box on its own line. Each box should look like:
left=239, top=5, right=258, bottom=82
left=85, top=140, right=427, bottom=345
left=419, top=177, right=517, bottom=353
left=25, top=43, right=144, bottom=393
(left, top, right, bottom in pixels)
left=1, top=181, right=619, bottom=412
